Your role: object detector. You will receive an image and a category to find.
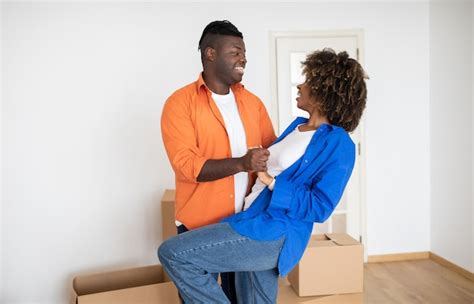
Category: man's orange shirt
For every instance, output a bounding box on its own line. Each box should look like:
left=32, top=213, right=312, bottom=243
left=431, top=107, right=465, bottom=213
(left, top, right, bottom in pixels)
left=161, top=74, right=276, bottom=229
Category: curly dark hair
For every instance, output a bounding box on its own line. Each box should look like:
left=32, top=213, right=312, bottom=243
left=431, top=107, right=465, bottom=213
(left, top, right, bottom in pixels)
left=302, top=48, right=367, bottom=132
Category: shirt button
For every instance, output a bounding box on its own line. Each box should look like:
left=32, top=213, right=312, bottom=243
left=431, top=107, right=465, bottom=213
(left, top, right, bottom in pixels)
left=304, top=159, right=308, bottom=163
left=230, top=194, right=234, bottom=198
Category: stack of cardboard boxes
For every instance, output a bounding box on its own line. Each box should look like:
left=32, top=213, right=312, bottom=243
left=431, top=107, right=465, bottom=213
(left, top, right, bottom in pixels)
left=71, top=189, right=364, bottom=303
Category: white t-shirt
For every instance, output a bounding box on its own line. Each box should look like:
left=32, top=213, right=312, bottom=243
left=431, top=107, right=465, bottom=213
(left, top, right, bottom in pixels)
left=243, top=125, right=315, bottom=210
left=212, top=90, right=249, bottom=213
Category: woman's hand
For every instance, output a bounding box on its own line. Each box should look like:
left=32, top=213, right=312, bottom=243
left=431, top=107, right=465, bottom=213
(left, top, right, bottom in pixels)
left=257, top=171, right=274, bottom=186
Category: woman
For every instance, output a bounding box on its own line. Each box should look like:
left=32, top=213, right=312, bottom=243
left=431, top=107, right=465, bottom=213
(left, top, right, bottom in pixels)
left=158, top=48, right=367, bottom=304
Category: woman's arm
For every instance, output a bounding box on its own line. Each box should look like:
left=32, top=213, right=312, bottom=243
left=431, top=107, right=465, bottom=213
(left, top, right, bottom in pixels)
left=267, top=137, right=355, bottom=223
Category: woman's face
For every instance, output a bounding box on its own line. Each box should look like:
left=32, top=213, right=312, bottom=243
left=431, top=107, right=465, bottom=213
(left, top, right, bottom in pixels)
left=296, top=82, right=318, bottom=112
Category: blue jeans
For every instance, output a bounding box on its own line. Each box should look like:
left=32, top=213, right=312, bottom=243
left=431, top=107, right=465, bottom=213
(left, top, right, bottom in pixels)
left=159, top=223, right=284, bottom=303
left=176, top=224, right=237, bottom=303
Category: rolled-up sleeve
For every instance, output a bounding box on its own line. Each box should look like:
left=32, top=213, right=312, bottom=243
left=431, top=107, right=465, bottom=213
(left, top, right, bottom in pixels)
left=161, top=94, right=208, bottom=183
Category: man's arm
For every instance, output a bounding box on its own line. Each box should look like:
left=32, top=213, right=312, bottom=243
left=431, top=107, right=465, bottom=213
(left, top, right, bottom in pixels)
left=197, top=148, right=269, bottom=182
left=161, top=94, right=208, bottom=183
left=162, top=94, right=270, bottom=183
left=197, top=96, right=276, bottom=182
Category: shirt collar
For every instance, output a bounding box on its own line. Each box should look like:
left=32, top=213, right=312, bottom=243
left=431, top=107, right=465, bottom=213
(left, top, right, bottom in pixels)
left=197, top=72, right=244, bottom=93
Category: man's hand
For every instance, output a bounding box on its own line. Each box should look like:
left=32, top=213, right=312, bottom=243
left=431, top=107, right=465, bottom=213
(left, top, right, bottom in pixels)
left=196, top=147, right=269, bottom=182
left=257, top=171, right=274, bottom=186
left=239, top=148, right=270, bottom=172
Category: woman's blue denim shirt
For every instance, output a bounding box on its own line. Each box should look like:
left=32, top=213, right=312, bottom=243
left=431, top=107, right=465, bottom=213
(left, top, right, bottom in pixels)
left=222, top=117, right=356, bottom=276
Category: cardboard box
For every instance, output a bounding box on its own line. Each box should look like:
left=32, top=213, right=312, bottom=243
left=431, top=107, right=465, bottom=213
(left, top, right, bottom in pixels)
left=278, top=277, right=362, bottom=303
left=71, top=264, right=360, bottom=304
left=161, top=189, right=176, bottom=241
left=71, top=264, right=179, bottom=304
left=288, top=233, right=363, bottom=297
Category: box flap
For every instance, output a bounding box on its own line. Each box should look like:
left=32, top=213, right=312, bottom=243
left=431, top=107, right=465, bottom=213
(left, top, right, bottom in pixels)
left=73, top=265, right=164, bottom=296
left=78, top=282, right=179, bottom=304
left=161, top=189, right=176, bottom=203
left=307, top=234, right=335, bottom=247
left=324, top=233, right=360, bottom=246
left=310, top=234, right=330, bottom=241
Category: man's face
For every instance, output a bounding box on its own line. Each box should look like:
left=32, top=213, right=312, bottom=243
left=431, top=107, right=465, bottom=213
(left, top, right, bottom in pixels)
left=213, top=36, right=247, bottom=86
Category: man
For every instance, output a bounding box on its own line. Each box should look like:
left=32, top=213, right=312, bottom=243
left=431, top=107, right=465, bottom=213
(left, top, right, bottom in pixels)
left=161, top=20, right=275, bottom=302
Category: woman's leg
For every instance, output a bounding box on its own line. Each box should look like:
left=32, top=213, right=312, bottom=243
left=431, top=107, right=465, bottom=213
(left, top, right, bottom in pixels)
left=158, top=222, right=283, bottom=304
left=235, top=270, right=280, bottom=304
left=177, top=224, right=236, bottom=303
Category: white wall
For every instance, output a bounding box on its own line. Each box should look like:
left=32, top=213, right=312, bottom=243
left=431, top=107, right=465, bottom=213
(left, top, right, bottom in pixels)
left=362, top=3, right=430, bottom=256
left=2, top=2, right=431, bottom=303
left=472, top=1, right=474, bottom=274
left=0, top=1, right=3, bottom=300
left=429, top=0, right=473, bottom=272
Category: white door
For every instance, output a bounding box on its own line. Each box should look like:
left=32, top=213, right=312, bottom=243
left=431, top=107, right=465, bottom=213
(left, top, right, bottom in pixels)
left=270, top=31, right=366, bottom=249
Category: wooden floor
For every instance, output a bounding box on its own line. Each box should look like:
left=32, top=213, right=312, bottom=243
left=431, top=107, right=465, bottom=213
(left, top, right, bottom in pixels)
left=364, top=259, right=474, bottom=303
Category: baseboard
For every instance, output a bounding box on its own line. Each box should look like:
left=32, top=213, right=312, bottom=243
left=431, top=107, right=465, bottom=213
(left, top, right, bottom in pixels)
left=367, top=251, right=474, bottom=282
left=429, top=252, right=474, bottom=282
left=367, top=252, right=430, bottom=263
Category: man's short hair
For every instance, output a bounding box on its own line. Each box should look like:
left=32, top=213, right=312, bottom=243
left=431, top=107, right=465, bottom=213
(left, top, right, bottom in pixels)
left=198, top=20, right=243, bottom=52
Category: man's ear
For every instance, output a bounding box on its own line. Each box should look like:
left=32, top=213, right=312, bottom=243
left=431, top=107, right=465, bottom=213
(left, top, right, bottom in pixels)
left=204, top=47, right=215, bottom=62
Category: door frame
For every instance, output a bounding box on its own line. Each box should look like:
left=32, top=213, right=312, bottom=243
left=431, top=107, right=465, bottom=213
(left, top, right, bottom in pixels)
left=269, top=30, right=368, bottom=261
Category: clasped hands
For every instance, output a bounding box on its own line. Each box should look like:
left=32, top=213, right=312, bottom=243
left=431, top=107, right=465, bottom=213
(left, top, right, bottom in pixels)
left=240, top=147, right=274, bottom=186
